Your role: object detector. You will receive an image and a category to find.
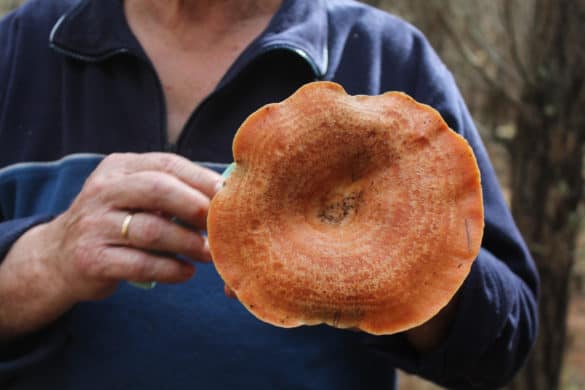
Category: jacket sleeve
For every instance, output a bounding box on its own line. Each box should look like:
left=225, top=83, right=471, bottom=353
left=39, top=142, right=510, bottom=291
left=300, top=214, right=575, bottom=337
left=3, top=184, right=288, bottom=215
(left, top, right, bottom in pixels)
left=368, top=30, right=539, bottom=389
left=0, top=202, right=65, bottom=385
left=0, top=155, right=103, bottom=384
left=0, top=227, right=68, bottom=385
left=0, top=11, right=62, bottom=383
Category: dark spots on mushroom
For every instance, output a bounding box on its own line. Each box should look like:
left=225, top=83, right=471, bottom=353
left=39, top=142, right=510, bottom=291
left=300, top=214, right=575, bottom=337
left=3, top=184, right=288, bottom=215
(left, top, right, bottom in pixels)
left=249, top=219, right=262, bottom=231
left=318, top=191, right=363, bottom=224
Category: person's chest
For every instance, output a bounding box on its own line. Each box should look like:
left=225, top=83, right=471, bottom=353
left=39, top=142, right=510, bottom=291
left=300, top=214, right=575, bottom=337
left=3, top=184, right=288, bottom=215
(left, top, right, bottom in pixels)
left=144, top=43, right=246, bottom=146
left=0, top=48, right=317, bottom=167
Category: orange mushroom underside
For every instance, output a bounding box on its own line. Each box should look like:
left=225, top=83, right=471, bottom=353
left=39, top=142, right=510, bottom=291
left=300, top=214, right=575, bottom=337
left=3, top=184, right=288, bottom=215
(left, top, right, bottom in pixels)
left=207, top=81, right=484, bottom=335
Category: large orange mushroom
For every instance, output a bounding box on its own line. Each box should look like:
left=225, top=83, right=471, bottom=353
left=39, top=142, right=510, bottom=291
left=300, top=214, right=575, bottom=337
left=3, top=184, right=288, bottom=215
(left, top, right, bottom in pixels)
left=207, top=81, right=484, bottom=335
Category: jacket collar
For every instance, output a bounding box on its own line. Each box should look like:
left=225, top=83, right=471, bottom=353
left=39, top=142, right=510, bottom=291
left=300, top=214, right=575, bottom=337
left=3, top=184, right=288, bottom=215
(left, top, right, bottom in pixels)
left=49, top=0, right=328, bottom=77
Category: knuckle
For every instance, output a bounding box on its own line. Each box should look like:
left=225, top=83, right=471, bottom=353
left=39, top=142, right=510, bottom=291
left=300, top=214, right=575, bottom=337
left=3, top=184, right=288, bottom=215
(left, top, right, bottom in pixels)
left=132, top=258, right=158, bottom=280
left=144, top=177, right=165, bottom=195
left=91, top=153, right=136, bottom=183
left=102, top=153, right=121, bottom=165
left=73, top=244, right=106, bottom=277
left=84, top=175, right=109, bottom=196
left=79, top=213, right=103, bottom=231
left=98, top=154, right=120, bottom=171
left=63, top=212, right=104, bottom=244
left=135, top=173, right=168, bottom=201
left=103, top=152, right=134, bottom=167
left=159, top=154, right=197, bottom=181
left=158, top=154, right=181, bottom=173
left=140, top=219, right=165, bottom=247
left=82, top=171, right=122, bottom=202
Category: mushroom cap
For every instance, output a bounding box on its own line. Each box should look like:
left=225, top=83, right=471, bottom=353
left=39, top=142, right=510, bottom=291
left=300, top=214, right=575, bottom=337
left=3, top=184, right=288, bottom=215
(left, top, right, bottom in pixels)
left=207, top=81, right=484, bottom=335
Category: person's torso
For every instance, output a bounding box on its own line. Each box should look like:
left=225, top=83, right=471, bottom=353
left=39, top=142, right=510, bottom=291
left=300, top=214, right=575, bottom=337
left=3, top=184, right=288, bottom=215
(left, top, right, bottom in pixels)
left=0, top=0, right=434, bottom=387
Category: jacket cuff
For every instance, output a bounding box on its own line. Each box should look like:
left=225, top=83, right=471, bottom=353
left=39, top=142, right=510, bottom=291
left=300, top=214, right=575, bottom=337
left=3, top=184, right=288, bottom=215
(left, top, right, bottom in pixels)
left=0, top=215, right=54, bottom=260
left=362, top=249, right=536, bottom=389
left=0, top=322, right=68, bottom=384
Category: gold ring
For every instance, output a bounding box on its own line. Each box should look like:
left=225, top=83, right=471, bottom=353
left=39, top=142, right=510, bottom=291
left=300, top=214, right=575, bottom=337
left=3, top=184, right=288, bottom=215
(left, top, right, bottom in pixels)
left=121, top=213, right=134, bottom=239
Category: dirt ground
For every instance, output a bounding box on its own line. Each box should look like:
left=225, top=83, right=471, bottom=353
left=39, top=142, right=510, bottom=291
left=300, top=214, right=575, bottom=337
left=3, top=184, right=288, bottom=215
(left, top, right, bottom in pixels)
left=563, top=287, right=585, bottom=389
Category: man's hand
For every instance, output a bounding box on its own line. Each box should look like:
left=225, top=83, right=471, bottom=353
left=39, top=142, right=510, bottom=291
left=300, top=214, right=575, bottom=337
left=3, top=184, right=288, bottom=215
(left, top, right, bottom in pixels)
left=0, top=153, right=223, bottom=340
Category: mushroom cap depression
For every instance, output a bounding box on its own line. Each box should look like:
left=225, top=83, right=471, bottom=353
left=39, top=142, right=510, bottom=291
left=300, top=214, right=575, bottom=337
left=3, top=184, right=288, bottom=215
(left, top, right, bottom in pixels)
left=207, top=81, right=484, bottom=335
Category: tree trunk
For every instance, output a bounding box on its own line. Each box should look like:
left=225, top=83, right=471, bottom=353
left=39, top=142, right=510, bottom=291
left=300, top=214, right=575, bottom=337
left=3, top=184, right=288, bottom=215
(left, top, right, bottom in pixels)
left=507, top=94, right=584, bottom=389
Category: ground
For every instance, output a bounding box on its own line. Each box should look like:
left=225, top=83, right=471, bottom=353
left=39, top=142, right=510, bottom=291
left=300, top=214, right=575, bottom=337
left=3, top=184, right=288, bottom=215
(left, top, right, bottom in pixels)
left=563, top=275, right=585, bottom=389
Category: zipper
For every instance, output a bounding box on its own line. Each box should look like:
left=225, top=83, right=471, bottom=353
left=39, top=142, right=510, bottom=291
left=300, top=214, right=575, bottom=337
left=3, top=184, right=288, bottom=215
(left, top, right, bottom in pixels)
left=142, top=59, right=170, bottom=152
left=174, top=43, right=324, bottom=153
left=48, top=0, right=328, bottom=154
left=50, top=41, right=169, bottom=152
left=50, top=41, right=324, bottom=155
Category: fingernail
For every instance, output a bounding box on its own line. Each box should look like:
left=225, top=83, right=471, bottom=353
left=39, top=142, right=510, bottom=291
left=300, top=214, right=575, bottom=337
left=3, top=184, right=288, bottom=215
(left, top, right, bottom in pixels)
left=224, top=284, right=237, bottom=299
left=202, top=237, right=212, bottom=261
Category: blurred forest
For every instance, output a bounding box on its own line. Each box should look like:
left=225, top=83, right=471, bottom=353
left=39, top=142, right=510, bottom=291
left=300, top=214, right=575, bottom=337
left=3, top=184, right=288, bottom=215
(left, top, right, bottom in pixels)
left=1, top=0, right=584, bottom=389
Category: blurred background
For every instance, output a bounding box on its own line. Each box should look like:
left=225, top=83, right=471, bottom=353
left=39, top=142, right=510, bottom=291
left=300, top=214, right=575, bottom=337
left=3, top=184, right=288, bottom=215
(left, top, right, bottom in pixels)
left=1, top=1, right=583, bottom=389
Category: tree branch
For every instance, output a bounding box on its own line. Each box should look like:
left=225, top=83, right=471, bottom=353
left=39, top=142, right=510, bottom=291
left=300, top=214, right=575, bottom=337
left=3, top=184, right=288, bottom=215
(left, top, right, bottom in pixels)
left=501, top=0, right=533, bottom=86
left=436, top=11, right=528, bottom=115
left=464, top=12, right=521, bottom=87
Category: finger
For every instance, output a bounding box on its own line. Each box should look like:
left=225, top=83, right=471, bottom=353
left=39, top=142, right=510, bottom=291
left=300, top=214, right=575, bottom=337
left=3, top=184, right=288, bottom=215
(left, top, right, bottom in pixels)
left=224, top=284, right=238, bottom=299
left=96, top=246, right=196, bottom=283
left=102, top=153, right=223, bottom=198
left=106, top=171, right=210, bottom=229
left=114, top=212, right=212, bottom=261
